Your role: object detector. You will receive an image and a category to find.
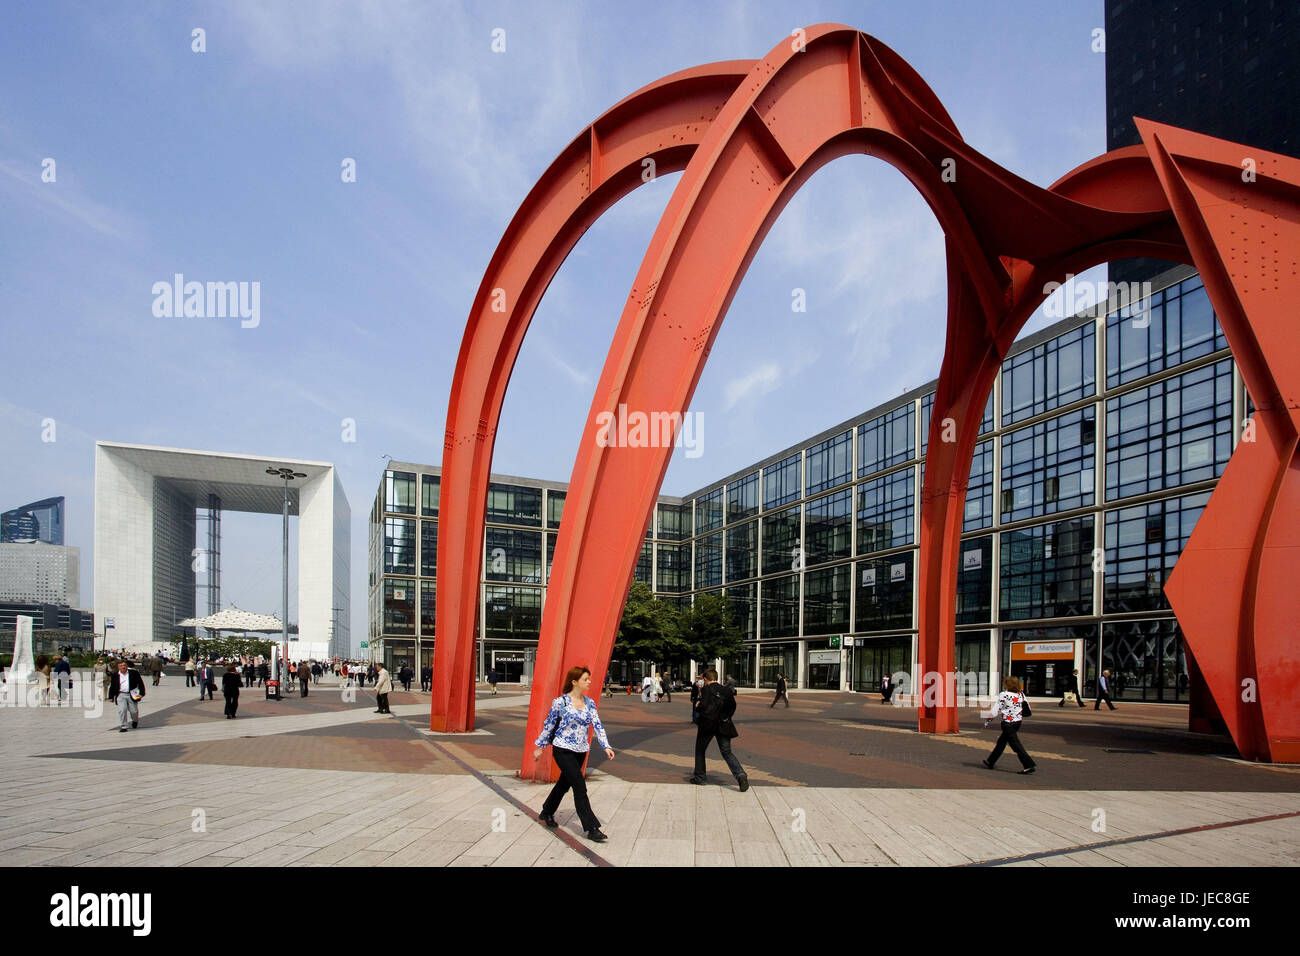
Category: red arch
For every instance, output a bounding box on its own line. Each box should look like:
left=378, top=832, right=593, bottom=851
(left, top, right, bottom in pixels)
left=432, top=24, right=1300, bottom=769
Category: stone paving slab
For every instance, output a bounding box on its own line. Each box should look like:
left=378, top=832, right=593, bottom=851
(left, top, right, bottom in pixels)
left=1, top=673, right=1298, bottom=866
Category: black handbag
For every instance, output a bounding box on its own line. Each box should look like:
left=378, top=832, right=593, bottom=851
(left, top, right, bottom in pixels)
left=1021, top=694, right=1032, bottom=718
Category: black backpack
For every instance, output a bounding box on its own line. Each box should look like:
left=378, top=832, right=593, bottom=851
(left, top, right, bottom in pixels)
left=697, top=684, right=728, bottom=723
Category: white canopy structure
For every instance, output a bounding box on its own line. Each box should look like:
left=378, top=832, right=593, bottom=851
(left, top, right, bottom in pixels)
left=178, top=607, right=284, bottom=633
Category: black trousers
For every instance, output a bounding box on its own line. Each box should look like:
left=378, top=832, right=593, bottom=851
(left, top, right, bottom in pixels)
left=185, top=673, right=195, bottom=686
left=376, top=692, right=389, bottom=713
left=224, top=692, right=239, bottom=718
left=693, top=727, right=745, bottom=779
left=1096, top=690, right=1116, bottom=709
left=771, top=690, right=788, bottom=708
left=987, top=720, right=1035, bottom=769
left=300, top=682, right=308, bottom=697
left=542, top=747, right=600, bottom=831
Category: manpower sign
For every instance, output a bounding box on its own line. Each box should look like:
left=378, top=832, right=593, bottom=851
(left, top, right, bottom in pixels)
left=429, top=24, right=1300, bottom=772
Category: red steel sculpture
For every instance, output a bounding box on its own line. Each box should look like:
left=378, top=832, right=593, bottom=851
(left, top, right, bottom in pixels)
left=432, top=24, right=1300, bottom=772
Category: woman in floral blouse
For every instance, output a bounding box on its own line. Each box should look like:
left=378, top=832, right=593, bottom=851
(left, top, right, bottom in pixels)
left=533, top=665, right=616, bottom=842
left=980, top=675, right=1037, bottom=774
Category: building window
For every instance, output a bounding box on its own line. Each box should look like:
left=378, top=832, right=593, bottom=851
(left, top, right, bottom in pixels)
left=963, top=440, right=995, bottom=531
left=695, top=532, right=723, bottom=589
left=385, top=471, right=417, bottom=515
left=695, top=488, right=724, bottom=534
left=956, top=536, right=993, bottom=624
left=761, top=574, right=800, bottom=639
left=546, top=533, right=556, bottom=581
left=999, top=516, right=1095, bottom=621
left=383, top=578, right=416, bottom=635
left=384, top=518, right=416, bottom=575
left=657, top=502, right=691, bottom=540
left=419, top=580, right=436, bottom=636
left=921, top=391, right=994, bottom=456
left=1001, top=323, right=1096, bottom=427
left=856, top=467, right=915, bottom=554
left=804, top=564, right=850, bottom=635
left=1000, top=407, right=1096, bottom=523
left=725, top=521, right=758, bottom=583
left=726, top=581, right=757, bottom=642
left=486, top=483, right=542, bottom=527
left=421, top=474, right=440, bottom=516
left=727, top=472, right=759, bottom=524
left=635, top=540, right=653, bottom=585
left=1104, top=490, right=1209, bottom=614
left=854, top=552, right=913, bottom=632
left=859, top=405, right=915, bottom=477
left=484, top=586, right=542, bottom=641
left=763, top=453, right=801, bottom=510
left=1102, top=618, right=1188, bottom=702
left=806, top=431, right=853, bottom=494
left=484, top=528, right=543, bottom=584
left=1105, top=359, right=1233, bottom=500
left=546, top=490, right=565, bottom=529
left=656, top=543, right=690, bottom=592
left=420, top=520, right=437, bottom=577
left=804, top=489, right=852, bottom=566
left=761, top=504, right=801, bottom=574
left=1106, top=277, right=1225, bottom=387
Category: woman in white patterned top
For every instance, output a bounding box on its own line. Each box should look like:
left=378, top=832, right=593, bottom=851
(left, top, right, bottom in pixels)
left=980, top=675, right=1037, bottom=774
left=533, top=665, right=616, bottom=842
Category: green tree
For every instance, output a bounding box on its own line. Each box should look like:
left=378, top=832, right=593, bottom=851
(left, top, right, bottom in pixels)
left=614, top=581, right=683, bottom=666
left=679, top=591, right=743, bottom=665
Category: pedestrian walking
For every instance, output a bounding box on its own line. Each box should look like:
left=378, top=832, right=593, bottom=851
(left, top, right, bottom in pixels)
left=421, top=665, right=432, bottom=692
left=222, top=664, right=242, bottom=718
left=1059, top=668, right=1085, bottom=708
left=257, top=660, right=269, bottom=687
left=487, top=667, right=499, bottom=695
left=54, top=655, right=73, bottom=704
left=770, top=673, right=790, bottom=708
left=184, top=658, right=196, bottom=687
left=311, top=661, right=322, bottom=683
left=1095, top=669, right=1117, bottom=710
left=149, top=654, right=163, bottom=687
left=35, top=656, right=52, bottom=706
left=94, top=657, right=108, bottom=701
left=980, top=675, right=1036, bottom=774
left=641, top=674, right=654, bottom=703
left=108, top=659, right=145, bottom=732
left=196, top=660, right=216, bottom=700
left=298, top=661, right=310, bottom=697
left=533, top=665, right=614, bottom=843
left=880, top=673, right=894, bottom=704
left=373, top=663, right=392, bottom=713
left=689, top=669, right=749, bottom=791
left=400, top=664, right=413, bottom=692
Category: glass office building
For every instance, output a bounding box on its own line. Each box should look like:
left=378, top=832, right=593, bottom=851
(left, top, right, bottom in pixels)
left=1, top=496, right=65, bottom=545
left=368, top=465, right=689, bottom=682
left=371, top=265, right=1242, bottom=702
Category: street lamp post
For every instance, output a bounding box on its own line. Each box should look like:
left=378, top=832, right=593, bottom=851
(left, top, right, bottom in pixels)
left=266, top=466, right=306, bottom=695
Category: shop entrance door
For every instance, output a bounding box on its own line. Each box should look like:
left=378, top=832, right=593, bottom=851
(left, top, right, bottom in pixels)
left=492, top=655, right=524, bottom=683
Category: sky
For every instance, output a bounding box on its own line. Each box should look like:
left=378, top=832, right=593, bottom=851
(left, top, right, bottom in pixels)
left=0, top=0, right=1113, bottom=654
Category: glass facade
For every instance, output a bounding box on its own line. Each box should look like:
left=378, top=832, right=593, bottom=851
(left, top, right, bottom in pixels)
left=999, top=407, right=1095, bottom=523
left=1105, top=359, right=1233, bottom=500
left=1001, top=323, right=1095, bottom=426
left=806, top=431, right=852, bottom=495
left=763, top=453, right=801, bottom=510
left=856, top=468, right=914, bottom=553
left=859, top=405, right=914, bottom=476
left=370, top=268, right=1237, bottom=700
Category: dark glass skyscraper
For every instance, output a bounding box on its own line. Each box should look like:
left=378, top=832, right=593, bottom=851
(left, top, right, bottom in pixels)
left=1105, top=0, right=1300, bottom=282
left=1, top=496, right=65, bottom=544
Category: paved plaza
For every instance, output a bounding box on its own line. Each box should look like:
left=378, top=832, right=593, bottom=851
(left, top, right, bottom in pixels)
left=1, top=673, right=1298, bottom=867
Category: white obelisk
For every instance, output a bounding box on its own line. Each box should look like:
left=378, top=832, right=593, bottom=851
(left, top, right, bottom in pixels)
left=3, top=615, right=35, bottom=699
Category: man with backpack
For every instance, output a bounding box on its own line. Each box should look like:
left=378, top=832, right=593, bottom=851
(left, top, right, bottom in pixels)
left=688, top=669, right=749, bottom=792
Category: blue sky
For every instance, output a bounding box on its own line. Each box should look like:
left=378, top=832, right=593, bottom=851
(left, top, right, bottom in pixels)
left=0, top=0, right=1110, bottom=653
